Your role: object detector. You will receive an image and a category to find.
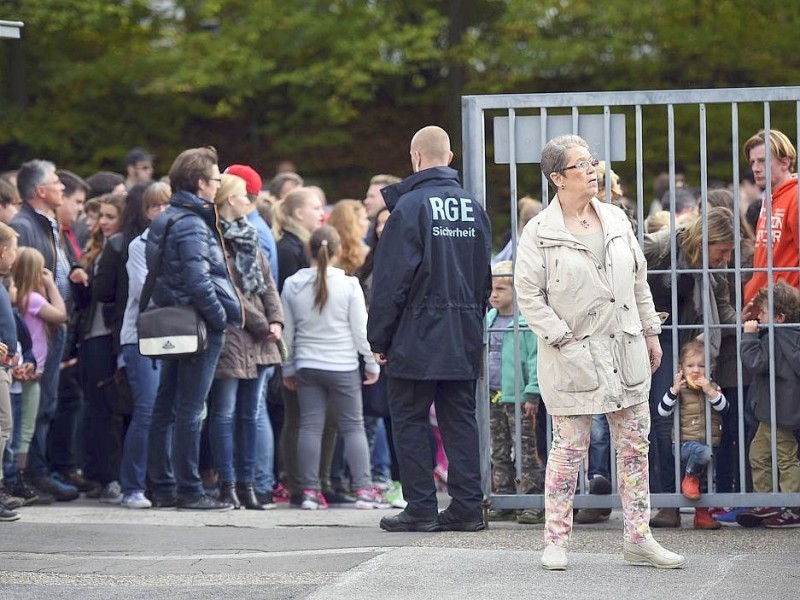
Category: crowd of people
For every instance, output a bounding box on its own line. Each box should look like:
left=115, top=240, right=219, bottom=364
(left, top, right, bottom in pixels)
left=0, top=125, right=798, bottom=572
left=0, top=145, right=413, bottom=521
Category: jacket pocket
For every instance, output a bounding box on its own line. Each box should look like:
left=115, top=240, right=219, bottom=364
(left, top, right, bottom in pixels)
left=553, top=341, right=599, bottom=393
left=615, top=326, right=650, bottom=387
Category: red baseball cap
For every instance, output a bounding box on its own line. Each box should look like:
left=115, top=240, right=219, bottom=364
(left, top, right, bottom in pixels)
left=224, top=164, right=263, bottom=196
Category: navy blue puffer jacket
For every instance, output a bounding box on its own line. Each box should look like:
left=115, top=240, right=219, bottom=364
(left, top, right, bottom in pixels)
left=146, top=190, right=242, bottom=333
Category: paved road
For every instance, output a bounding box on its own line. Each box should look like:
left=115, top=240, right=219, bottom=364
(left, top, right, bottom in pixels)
left=1, top=499, right=797, bottom=599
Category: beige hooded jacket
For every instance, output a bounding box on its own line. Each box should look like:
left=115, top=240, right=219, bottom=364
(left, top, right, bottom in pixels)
left=514, top=197, right=662, bottom=416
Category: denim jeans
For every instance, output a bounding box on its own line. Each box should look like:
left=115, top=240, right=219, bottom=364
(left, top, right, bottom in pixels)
left=119, top=345, right=161, bottom=494
left=366, top=417, right=392, bottom=481
left=588, top=414, right=611, bottom=481
left=2, top=392, right=22, bottom=483
left=27, top=325, right=66, bottom=477
left=48, top=362, right=83, bottom=475
left=254, top=366, right=275, bottom=494
left=680, top=440, right=713, bottom=475
left=208, top=364, right=271, bottom=483
left=148, top=330, right=224, bottom=501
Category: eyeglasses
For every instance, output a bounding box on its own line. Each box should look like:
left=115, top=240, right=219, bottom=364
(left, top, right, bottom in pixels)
left=39, top=179, right=62, bottom=187
left=562, top=158, right=599, bottom=173
left=209, top=177, right=222, bottom=183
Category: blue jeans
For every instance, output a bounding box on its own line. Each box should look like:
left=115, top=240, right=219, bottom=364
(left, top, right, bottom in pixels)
left=588, top=414, right=611, bottom=480
left=254, top=366, right=275, bottom=494
left=148, top=331, right=224, bottom=501
left=208, top=364, right=271, bottom=483
left=119, top=345, right=161, bottom=494
left=2, top=393, right=22, bottom=483
left=27, top=325, right=66, bottom=477
left=365, top=416, right=392, bottom=480
left=680, top=440, right=713, bottom=475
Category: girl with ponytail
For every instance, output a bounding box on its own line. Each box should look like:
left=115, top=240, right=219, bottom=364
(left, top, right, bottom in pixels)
left=279, top=225, right=383, bottom=511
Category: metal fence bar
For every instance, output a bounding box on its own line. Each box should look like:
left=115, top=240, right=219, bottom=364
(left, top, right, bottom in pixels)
left=465, top=86, right=800, bottom=513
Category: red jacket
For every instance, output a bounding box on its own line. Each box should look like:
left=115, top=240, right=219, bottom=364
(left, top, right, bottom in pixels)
left=744, top=175, right=800, bottom=304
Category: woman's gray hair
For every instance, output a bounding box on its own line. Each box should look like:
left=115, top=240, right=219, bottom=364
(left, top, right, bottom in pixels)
left=540, top=135, right=589, bottom=190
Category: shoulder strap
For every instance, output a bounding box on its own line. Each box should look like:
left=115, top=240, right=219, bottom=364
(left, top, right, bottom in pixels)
left=138, top=210, right=194, bottom=313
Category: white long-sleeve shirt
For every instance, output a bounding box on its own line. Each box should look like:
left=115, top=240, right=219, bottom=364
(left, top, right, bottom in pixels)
left=280, top=266, right=378, bottom=377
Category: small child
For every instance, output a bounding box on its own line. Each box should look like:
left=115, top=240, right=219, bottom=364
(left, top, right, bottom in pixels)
left=738, top=280, right=800, bottom=528
left=486, top=261, right=545, bottom=525
left=10, top=247, right=67, bottom=509
left=658, top=339, right=727, bottom=530
left=1, top=273, right=36, bottom=506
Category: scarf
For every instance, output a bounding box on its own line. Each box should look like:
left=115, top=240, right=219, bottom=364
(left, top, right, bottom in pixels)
left=220, top=216, right=267, bottom=295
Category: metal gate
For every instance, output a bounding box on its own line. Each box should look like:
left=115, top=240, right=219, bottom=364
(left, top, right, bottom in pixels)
left=462, top=86, right=800, bottom=512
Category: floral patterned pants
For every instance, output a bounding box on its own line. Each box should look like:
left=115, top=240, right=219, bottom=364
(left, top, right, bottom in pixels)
left=544, top=401, right=651, bottom=547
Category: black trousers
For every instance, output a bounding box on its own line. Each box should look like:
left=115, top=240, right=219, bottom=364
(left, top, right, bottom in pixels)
left=387, top=377, right=482, bottom=519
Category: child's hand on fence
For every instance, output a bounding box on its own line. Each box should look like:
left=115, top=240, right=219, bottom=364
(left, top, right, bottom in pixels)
left=672, top=369, right=684, bottom=394
left=744, top=319, right=759, bottom=334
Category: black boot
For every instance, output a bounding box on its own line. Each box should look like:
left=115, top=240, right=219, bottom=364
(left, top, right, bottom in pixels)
left=237, top=483, right=265, bottom=510
left=219, top=481, right=241, bottom=509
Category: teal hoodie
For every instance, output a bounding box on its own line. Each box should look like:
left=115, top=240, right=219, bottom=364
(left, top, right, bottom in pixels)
left=486, top=308, right=540, bottom=404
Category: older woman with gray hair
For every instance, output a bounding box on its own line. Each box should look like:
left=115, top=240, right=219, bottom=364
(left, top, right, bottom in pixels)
left=514, top=134, right=685, bottom=571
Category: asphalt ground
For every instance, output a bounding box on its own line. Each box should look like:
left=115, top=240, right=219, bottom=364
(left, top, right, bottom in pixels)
left=1, top=498, right=798, bottom=600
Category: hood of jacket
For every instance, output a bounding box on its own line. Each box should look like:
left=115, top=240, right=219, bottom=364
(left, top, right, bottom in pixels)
left=381, top=166, right=461, bottom=211
left=771, top=326, right=800, bottom=378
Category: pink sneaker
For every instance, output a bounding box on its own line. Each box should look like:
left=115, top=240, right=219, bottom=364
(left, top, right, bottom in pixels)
left=354, top=487, right=390, bottom=510
left=300, top=489, right=328, bottom=510
left=273, top=483, right=290, bottom=503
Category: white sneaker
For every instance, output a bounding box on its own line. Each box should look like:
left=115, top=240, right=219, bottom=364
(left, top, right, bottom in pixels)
left=99, top=481, right=123, bottom=505
left=624, top=535, right=686, bottom=568
left=541, top=544, right=568, bottom=570
left=121, top=491, right=152, bottom=509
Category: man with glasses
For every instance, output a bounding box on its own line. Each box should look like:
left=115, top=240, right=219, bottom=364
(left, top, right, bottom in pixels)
left=146, top=147, right=242, bottom=511
left=10, top=160, right=79, bottom=504
left=47, top=170, right=96, bottom=496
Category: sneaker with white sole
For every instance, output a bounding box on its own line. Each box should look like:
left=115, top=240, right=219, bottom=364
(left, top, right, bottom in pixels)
left=121, top=491, right=152, bottom=509
left=354, top=488, right=389, bottom=509
left=300, top=489, right=328, bottom=510
left=623, top=535, right=686, bottom=569
left=383, top=481, right=408, bottom=509
left=99, top=481, right=123, bottom=504
left=541, top=544, right=568, bottom=570
left=762, top=508, right=800, bottom=528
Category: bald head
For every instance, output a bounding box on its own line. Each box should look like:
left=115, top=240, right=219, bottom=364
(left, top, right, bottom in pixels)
left=410, top=126, right=453, bottom=172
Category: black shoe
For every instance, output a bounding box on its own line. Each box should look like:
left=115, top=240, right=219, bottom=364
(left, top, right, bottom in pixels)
left=380, top=510, right=441, bottom=532
left=437, top=507, right=486, bottom=532
left=0, top=488, right=24, bottom=510
left=32, top=474, right=79, bottom=502
left=149, top=495, right=177, bottom=509
left=219, top=481, right=241, bottom=509
left=255, top=490, right=275, bottom=507
left=289, top=493, right=304, bottom=508
left=0, top=501, right=20, bottom=522
left=322, top=489, right=355, bottom=505
left=55, top=470, right=101, bottom=494
left=13, top=475, right=54, bottom=505
left=589, top=475, right=612, bottom=495
left=176, top=494, right=233, bottom=511
left=237, top=483, right=265, bottom=510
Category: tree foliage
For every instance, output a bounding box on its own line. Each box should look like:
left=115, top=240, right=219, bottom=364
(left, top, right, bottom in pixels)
left=2, top=0, right=800, bottom=234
